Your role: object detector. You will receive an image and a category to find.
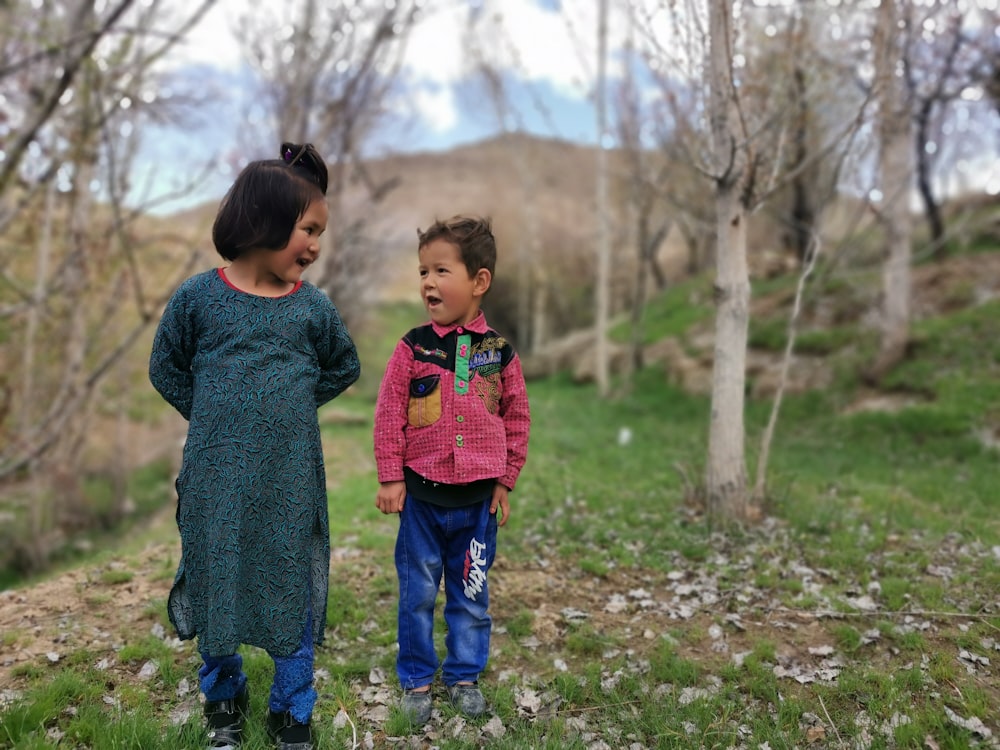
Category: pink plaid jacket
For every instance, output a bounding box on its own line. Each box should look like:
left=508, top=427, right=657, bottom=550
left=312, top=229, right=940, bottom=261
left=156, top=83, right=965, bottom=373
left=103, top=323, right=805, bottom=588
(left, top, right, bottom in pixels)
left=373, top=312, right=530, bottom=490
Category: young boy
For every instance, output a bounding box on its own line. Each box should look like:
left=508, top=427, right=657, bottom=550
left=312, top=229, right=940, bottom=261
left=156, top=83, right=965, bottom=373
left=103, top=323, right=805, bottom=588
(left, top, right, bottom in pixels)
left=373, top=216, right=531, bottom=724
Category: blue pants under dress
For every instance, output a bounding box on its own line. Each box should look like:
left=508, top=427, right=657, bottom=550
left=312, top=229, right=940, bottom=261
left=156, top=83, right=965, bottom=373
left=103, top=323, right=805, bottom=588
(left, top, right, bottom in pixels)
left=199, top=610, right=316, bottom=723
left=396, top=494, right=498, bottom=689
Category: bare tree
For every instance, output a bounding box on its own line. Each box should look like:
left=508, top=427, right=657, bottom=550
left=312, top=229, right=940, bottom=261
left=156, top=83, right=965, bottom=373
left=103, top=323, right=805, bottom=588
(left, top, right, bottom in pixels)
left=0, top=0, right=215, bottom=568
left=615, top=9, right=672, bottom=382
left=235, top=0, right=420, bottom=332
left=632, top=0, right=872, bottom=521
left=594, top=0, right=612, bottom=397
left=902, top=1, right=995, bottom=255
left=703, top=0, right=754, bottom=521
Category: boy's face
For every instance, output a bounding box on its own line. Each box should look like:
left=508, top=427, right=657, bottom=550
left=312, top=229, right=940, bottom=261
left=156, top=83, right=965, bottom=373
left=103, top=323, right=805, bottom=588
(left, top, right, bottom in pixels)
left=418, top=239, right=491, bottom=327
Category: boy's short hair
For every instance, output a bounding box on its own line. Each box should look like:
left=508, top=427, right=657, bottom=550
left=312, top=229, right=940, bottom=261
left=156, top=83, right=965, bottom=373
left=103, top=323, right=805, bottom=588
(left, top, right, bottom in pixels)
left=212, top=143, right=328, bottom=261
left=418, top=216, right=496, bottom=278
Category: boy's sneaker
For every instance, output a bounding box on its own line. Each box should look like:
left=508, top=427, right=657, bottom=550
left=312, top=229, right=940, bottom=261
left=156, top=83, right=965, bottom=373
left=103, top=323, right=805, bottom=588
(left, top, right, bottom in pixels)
left=204, top=688, right=249, bottom=749
left=400, top=688, right=433, bottom=725
left=447, top=683, right=486, bottom=718
left=265, top=710, right=313, bottom=750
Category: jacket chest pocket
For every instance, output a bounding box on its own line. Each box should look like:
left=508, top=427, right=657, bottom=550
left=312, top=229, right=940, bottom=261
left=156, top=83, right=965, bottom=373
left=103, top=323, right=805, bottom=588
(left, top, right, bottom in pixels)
left=408, top=375, right=442, bottom=428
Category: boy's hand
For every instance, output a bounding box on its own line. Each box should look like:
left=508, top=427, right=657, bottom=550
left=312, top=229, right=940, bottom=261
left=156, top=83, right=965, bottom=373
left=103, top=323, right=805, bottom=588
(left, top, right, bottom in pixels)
left=376, top=481, right=406, bottom=514
left=491, top=483, right=511, bottom=527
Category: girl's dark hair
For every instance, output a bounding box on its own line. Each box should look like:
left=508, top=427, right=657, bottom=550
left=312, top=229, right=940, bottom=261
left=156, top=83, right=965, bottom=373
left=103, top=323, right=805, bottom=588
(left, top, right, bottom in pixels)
left=212, top=142, right=329, bottom=261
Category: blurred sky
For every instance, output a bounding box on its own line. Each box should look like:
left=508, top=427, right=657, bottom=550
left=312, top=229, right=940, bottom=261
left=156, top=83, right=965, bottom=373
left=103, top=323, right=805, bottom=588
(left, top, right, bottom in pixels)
left=139, top=0, right=614, bottom=211
left=137, top=0, right=1000, bottom=213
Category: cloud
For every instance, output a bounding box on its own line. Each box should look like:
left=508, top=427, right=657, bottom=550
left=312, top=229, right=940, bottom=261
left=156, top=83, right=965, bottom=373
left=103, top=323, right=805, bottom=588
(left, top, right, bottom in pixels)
left=481, top=0, right=598, bottom=96
left=163, top=0, right=651, bottom=148
left=412, top=84, right=459, bottom=133
left=405, top=3, right=473, bottom=85
left=166, top=0, right=252, bottom=70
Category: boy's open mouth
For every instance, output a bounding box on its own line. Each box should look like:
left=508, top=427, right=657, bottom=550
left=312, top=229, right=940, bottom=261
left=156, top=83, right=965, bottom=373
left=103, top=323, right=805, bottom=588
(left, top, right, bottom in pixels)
left=426, top=295, right=442, bottom=306
left=296, top=258, right=311, bottom=268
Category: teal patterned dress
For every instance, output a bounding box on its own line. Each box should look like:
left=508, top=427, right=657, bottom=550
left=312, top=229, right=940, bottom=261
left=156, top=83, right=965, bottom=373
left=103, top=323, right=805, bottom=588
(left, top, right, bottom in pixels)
left=149, top=269, right=360, bottom=657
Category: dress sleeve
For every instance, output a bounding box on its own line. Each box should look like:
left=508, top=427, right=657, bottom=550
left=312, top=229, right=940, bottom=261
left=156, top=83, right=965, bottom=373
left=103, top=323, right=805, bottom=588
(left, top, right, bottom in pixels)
left=148, top=285, right=195, bottom=421
left=373, top=339, right=414, bottom=484
left=315, top=298, right=361, bottom=407
left=498, top=353, right=531, bottom=490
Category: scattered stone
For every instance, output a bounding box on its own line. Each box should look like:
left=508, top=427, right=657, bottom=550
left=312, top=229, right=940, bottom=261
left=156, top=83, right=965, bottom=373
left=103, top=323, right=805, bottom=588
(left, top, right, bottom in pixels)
left=137, top=660, right=158, bottom=680
left=943, top=706, right=993, bottom=739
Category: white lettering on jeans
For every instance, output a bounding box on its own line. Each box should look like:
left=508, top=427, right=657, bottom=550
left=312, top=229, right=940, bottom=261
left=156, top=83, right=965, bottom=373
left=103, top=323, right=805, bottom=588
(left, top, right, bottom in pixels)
left=463, top=538, right=488, bottom=600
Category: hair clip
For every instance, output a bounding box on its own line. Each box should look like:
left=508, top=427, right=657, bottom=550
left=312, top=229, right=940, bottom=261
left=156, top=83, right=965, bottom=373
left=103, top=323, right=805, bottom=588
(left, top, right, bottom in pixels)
left=283, top=148, right=293, bottom=163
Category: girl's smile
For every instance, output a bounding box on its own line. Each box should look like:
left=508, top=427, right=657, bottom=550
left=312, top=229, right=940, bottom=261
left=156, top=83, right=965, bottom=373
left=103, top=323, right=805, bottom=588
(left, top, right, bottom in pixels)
left=226, top=199, right=328, bottom=296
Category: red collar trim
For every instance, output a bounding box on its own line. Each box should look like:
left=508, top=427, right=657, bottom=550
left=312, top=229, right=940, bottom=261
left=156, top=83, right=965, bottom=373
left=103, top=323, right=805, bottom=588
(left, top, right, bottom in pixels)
left=430, top=311, right=488, bottom=338
left=217, top=267, right=302, bottom=298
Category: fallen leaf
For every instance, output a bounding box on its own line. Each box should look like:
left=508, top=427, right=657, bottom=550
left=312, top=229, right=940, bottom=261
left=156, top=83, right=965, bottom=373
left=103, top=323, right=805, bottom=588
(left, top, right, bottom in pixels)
left=604, top=595, right=628, bottom=614
left=516, top=688, right=541, bottom=714
left=806, top=725, right=826, bottom=742
left=482, top=716, right=506, bottom=738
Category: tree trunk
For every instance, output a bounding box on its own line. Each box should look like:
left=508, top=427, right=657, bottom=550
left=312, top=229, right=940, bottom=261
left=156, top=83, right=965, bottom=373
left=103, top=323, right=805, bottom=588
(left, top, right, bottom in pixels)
left=705, top=0, right=752, bottom=522
left=629, top=211, right=650, bottom=376
left=790, top=67, right=815, bottom=264
left=707, top=187, right=751, bottom=520
left=531, top=265, right=548, bottom=352
left=869, top=0, right=914, bottom=382
left=914, top=98, right=945, bottom=253
left=594, top=0, right=611, bottom=397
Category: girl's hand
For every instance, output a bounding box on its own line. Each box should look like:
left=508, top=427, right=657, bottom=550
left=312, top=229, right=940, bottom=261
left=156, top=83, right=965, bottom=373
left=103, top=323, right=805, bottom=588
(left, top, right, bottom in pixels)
left=376, top=481, right=407, bottom=514
left=491, top=483, right=511, bottom=527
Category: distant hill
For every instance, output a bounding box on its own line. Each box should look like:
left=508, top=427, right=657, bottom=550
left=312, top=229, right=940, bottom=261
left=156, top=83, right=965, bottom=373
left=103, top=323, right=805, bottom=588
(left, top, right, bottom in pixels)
left=165, top=133, right=691, bottom=307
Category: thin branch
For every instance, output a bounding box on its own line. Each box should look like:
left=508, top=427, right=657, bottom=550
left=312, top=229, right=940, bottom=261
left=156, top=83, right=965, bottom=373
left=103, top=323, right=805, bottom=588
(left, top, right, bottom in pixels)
left=752, top=231, right=820, bottom=503
left=817, top=693, right=846, bottom=748
left=0, top=0, right=136, bottom=195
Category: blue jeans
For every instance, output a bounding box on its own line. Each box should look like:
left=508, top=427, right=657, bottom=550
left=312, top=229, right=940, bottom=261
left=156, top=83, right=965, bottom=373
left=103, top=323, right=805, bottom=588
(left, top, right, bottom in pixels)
left=199, top=611, right=316, bottom=723
left=396, top=495, right=498, bottom=689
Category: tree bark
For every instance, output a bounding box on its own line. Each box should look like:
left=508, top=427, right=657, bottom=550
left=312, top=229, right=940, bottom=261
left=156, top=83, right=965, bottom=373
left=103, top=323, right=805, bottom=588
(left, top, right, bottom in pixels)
left=707, top=187, right=751, bottom=520
left=705, top=0, right=752, bottom=522
left=869, top=0, right=914, bottom=382
left=594, top=0, right=611, bottom=397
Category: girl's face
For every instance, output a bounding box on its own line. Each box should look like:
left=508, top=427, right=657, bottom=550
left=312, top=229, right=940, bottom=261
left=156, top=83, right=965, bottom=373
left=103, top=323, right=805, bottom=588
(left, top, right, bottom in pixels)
left=262, top=198, right=329, bottom=285
left=418, top=238, right=490, bottom=327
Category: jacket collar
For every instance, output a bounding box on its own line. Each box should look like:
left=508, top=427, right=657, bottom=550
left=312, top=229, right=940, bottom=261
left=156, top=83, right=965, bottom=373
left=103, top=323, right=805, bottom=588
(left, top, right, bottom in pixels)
left=431, top=310, right=489, bottom=338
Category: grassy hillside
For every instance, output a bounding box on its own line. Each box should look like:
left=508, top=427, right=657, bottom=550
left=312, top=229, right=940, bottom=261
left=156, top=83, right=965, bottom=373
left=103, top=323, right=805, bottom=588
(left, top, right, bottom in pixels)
left=2, top=253, right=998, bottom=748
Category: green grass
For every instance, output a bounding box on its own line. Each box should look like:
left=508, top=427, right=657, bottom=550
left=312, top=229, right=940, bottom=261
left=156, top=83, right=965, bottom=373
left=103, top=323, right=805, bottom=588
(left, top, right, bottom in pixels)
left=609, top=273, right=714, bottom=345
left=3, top=272, right=1000, bottom=748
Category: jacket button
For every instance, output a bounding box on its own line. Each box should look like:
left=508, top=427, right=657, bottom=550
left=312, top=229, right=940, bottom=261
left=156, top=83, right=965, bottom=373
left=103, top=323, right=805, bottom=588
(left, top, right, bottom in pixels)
left=456, top=435, right=464, bottom=447
left=456, top=415, right=465, bottom=423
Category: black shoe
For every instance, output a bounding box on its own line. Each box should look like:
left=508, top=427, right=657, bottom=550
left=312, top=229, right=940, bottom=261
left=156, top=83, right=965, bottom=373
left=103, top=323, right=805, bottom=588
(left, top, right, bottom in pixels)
left=266, top=709, right=313, bottom=750
left=204, top=688, right=249, bottom=749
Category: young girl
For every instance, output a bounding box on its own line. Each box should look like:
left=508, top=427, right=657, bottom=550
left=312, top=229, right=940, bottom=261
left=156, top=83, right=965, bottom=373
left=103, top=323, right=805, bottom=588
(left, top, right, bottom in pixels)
left=149, top=142, right=360, bottom=750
